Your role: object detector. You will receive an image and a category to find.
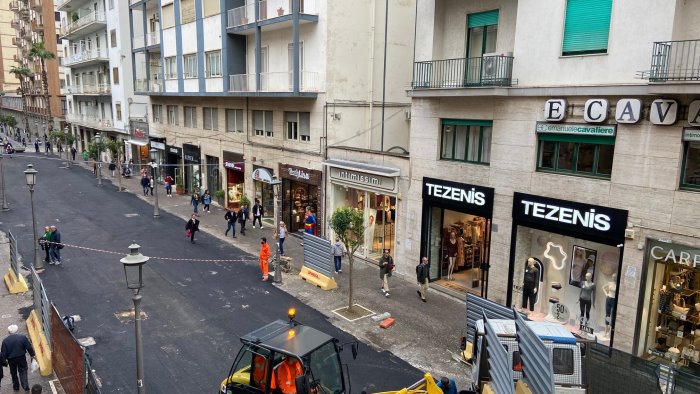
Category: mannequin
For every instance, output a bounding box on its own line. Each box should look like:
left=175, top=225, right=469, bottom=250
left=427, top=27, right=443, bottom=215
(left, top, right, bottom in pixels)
left=446, top=230, right=458, bottom=280
left=579, top=272, right=596, bottom=322
left=603, top=274, right=617, bottom=337
left=522, top=258, right=539, bottom=312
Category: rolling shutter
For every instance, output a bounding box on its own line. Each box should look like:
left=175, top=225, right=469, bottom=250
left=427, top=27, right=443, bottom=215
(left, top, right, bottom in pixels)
left=468, top=9, right=499, bottom=28
left=562, top=0, right=613, bottom=55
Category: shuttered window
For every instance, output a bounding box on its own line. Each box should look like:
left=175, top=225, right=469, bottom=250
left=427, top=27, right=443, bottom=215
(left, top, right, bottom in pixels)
left=562, top=0, right=613, bottom=56
left=468, top=9, right=499, bottom=28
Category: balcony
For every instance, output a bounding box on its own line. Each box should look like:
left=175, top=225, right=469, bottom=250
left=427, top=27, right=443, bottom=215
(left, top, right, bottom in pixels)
left=19, top=9, right=30, bottom=21
left=134, top=79, right=163, bottom=93
left=12, top=37, right=19, bottom=46
left=133, top=32, right=160, bottom=50
left=56, top=0, right=91, bottom=12
left=21, top=28, right=31, bottom=39
left=31, top=19, right=43, bottom=32
left=228, top=71, right=320, bottom=94
left=66, top=113, right=114, bottom=130
left=9, top=1, right=19, bottom=11
left=639, top=39, right=700, bottom=82
left=63, top=48, right=109, bottom=67
left=30, top=0, right=41, bottom=10
left=65, top=83, right=111, bottom=95
left=13, top=54, right=20, bottom=62
left=227, top=0, right=319, bottom=32
left=60, top=11, right=107, bottom=40
left=411, top=55, right=514, bottom=89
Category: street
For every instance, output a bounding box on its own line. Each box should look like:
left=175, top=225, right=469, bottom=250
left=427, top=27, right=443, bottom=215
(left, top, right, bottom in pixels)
left=0, top=153, right=423, bottom=393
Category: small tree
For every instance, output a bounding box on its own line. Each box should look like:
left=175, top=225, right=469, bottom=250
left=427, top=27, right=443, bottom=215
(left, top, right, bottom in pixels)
left=5, top=116, right=17, bottom=129
left=104, top=139, right=124, bottom=191
left=329, top=207, right=365, bottom=312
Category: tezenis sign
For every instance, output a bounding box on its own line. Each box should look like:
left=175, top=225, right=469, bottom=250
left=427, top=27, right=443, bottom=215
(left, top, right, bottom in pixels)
left=422, top=177, right=494, bottom=217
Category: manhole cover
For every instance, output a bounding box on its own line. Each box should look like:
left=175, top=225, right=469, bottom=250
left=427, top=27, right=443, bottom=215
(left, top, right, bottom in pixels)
left=114, top=309, right=148, bottom=324
left=332, top=304, right=375, bottom=322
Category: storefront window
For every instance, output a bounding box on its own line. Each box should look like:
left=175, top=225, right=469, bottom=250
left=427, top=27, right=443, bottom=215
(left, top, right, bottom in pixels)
left=283, top=179, right=319, bottom=233
left=226, top=169, right=244, bottom=209
left=681, top=141, right=700, bottom=189
left=255, top=181, right=274, bottom=219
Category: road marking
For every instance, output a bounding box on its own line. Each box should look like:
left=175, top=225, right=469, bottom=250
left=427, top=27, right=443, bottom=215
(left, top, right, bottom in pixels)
left=125, top=213, right=139, bottom=217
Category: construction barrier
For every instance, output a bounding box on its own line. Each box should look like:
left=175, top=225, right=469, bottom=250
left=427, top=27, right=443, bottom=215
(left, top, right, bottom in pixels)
left=299, top=233, right=337, bottom=290
left=27, top=266, right=52, bottom=375
left=4, top=230, right=28, bottom=293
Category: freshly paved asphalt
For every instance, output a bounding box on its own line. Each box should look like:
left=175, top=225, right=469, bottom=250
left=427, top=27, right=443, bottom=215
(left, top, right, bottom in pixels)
left=0, top=153, right=423, bottom=393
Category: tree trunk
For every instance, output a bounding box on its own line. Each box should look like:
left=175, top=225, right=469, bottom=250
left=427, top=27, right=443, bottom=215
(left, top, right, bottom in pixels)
left=117, top=157, right=123, bottom=191
left=348, top=255, right=354, bottom=312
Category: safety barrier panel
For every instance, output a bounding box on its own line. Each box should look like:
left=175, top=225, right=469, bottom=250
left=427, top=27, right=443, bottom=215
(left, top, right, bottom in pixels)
left=299, top=233, right=337, bottom=290
left=4, top=230, right=28, bottom=293
left=51, top=303, right=83, bottom=393
left=27, top=267, right=51, bottom=375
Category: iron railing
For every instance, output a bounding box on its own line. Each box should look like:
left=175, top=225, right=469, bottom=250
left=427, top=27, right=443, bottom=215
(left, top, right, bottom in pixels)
left=84, top=354, right=102, bottom=394
left=228, top=71, right=320, bottom=92
left=640, top=39, right=700, bottom=82
left=31, top=267, right=51, bottom=347
left=8, top=231, right=19, bottom=279
left=412, top=55, right=514, bottom=89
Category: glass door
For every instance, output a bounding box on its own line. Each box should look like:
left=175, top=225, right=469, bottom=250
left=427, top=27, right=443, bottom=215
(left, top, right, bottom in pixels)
left=428, top=207, right=443, bottom=280
left=465, top=21, right=497, bottom=85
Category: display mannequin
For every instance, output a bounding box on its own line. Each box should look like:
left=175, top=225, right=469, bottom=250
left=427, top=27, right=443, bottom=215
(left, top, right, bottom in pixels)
left=446, top=230, right=458, bottom=280
left=522, top=258, right=539, bottom=312
left=602, top=274, right=617, bottom=338
left=579, top=272, right=596, bottom=322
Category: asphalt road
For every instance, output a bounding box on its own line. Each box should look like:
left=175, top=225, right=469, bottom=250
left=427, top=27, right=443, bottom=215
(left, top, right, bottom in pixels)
left=0, top=154, right=422, bottom=393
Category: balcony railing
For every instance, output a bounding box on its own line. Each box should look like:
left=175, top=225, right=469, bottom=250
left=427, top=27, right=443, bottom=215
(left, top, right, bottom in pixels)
left=65, top=84, right=111, bottom=95
left=30, top=0, right=41, bottom=10
left=228, top=71, right=320, bottom=92
left=61, top=11, right=106, bottom=38
left=133, top=32, right=161, bottom=49
left=228, top=0, right=318, bottom=28
left=412, top=55, right=514, bottom=89
left=66, top=113, right=113, bottom=129
left=134, top=79, right=163, bottom=93
left=31, top=19, right=43, bottom=32
left=9, top=1, right=19, bottom=11
left=640, top=39, right=700, bottom=82
left=63, top=48, right=109, bottom=66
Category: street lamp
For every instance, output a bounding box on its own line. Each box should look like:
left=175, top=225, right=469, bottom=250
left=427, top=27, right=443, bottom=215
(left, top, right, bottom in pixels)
left=64, top=126, right=71, bottom=168
left=270, top=177, right=283, bottom=284
left=24, top=164, right=43, bottom=272
left=121, top=242, right=149, bottom=394
left=0, top=153, right=8, bottom=211
left=94, top=133, right=102, bottom=186
left=43, top=120, right=48, bottom=156
left=149, top=148, right=159, bottom=219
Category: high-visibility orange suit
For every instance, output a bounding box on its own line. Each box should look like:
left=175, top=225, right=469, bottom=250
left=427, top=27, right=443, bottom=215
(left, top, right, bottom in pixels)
left=275, top=357, right=303, bottom=394
left=260, top=241, right=271, bottom=280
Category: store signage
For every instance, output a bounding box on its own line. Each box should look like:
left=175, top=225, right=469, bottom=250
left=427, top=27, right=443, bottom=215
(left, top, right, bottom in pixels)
left=615, top=99, right=642, bottom=124
left=649, top=241, right=700, bottom=269
left=288, top=167, right=310, bottom=180
left=543, top=98, right=694, bottom=126
left=224, top=161, right=244, bottom=172
left=168, top=147, right=181, bottom=155
left=329, top=167, right=395, bottom=192
left=150, top=141, right=165, bottom=150
left=422, top=177, right=494, bottom=216
left=512, top=192, right=628, bottom=243
left=536, top=122, right=616, bottom=137
left=583, top=99, right=609, bottom=123
left=279, top=164, right=321, bottom=185
left=688, top=101, right=700, bottom=126
left=252, top=168, right=273, bottom=183
left=650, top=99, right=678, bottom=125
left=544, top=99, right=567, bottom=121
left=133, top=128, right=146, bottom=138
left=683, top=128, right=700, bottom=142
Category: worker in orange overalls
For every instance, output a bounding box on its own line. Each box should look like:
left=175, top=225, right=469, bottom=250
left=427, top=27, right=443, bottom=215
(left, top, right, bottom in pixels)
left=260, top=237, right=271, bottom=281
left=275, top=356, right=304, bottom=394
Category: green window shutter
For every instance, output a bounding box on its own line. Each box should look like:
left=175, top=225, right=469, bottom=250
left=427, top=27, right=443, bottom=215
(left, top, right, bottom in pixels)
left=468, top=10, right=499, bottom=28
left=443, top=119, right=493, bottom=127
left=538, top=133, right=616, bottom=145
left=562, top=0, right=613, bottom=55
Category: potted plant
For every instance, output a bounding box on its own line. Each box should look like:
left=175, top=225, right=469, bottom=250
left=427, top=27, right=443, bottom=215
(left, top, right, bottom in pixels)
left=277, top=7, right=284, bottom=16
left=214, top=189, right=226, bottom=206
left=240, top=17, right=249, bottom=24
left=71, top=12, right=79, bottom=23
left=175, top=175, right=185, bottom=195
left=240, top=194, right=251, bottom=210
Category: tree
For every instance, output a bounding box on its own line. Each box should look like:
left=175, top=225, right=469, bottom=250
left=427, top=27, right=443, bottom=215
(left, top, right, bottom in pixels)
left=28, top=42, right=55, bottom=132
left=9, top=66, right=32, bottom=136
left=329, top=207, right=365, bottom=312
left=104, top=139, right=124, bottom=191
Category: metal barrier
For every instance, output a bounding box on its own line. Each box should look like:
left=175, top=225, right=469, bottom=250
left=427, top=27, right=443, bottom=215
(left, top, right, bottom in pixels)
left=302, top=232, right=333, bottom=277
left=31, top=267, right=51, bottom=347
left=84, top=353, right=102, bottom=394
left=8, top=230, right=19, bottom=278
left=51, top=303, right=83, bottom=393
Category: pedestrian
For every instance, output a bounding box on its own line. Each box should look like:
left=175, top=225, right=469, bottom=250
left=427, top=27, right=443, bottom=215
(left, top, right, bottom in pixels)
left=31, top=384, right=43, bottom=393
left=224, top=208, right=237, bottom=238
left=70, top=146, right=77, bottom=161
left=34, top=140, right=39, bottom=153
left=38, top=226, right=50, bottom=264
left=185, top=214, right=199, bottom=243
left=304, top=206, right=316, bottom=235
left=1, top=325, right=36, bottom=392
left=149, top=176, right=155, bottom=195
left=379, top=249, right=394, bottom=298
left=275, top=221, right=287, bottom=255
left=202, top=190, right=212, bottom=212
left=437, top=376, right=458, bottom=394
left=140, top=175, right=150, bottom=196
left=252, top=198, right=264, bottom=228
left=259, top=237, right=270, bottom=281
left=237, top=206, right=247, bottom=235
left=332, top=238, right=346, bottom=274
left=109, top=161, right=116, bottom=177
left=48, top=225, right=62, bottom=266
left=0, top=347, right=6, bottom=387
left=140, top=167, right=148, bottom=178
left=191, top=192, right=200, bottom=214
left=416, top=256, right=429, bottom=302
left=164, top=175, right=174, bottom=197
left=21, top=137, right=26, bottom=147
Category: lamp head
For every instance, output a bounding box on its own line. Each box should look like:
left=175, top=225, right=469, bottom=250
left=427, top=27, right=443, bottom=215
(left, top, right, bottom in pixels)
left=24, top=164, right=37, bottom=186
left=120, top=242, right=149, bottom=291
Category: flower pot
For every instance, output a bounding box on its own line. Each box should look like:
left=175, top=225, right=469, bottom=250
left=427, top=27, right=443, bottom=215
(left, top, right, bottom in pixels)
left=277, top=8, right=284, bottom=16
left=240, top=17, right=249, bottom=24
left=176, top=186, right=186, bottom=195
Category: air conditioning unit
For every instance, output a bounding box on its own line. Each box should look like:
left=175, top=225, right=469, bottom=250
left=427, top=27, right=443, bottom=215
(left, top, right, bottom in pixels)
left=481, top=52, right=513, bottom=86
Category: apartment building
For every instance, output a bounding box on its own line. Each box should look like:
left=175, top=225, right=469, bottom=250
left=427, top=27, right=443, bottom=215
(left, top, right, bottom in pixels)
left=3, top=0, right=66, bottom=136
left=0, top=0, right=20, bottom=93
left=130, top=0, right=415, bottom=249
left=58, top=0, right=147, bottom=153
left=404, top=0, right=700, bottom=366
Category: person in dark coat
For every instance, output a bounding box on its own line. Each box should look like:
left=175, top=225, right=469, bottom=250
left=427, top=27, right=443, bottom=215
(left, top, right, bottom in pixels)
left=185, top=214, right=200, bottom=243
left=379, top=249, right=393, bottom=298
left=252, top=199, right=264, bottom=228
left=48, top=225, right=62, bottom=266
left=416, top=257, right=430, bottom=302
left=1, top=324, right=36, bottom=392
left=224, top=208, right=237, bottom=238
left=140, top=175, right=150, bottom=196
left=237, top=207, right=247, bottom=235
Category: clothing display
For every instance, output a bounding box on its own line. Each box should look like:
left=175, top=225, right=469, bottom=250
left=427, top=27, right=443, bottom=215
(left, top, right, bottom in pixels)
left=522, top=263, right=539, bottom=312
left=579, top=281, right=595, bottom=320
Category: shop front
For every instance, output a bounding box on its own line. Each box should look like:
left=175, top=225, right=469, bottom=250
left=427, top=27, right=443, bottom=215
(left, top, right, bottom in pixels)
left=205, top=155, right=221, bottom=192
left=325, top=159, right=400, bottom=261
left=126, top=120, right=149, bottom=165
left=223, top=151, right=245, bottom=209
left=183, top=143, right=201, bottom=193
left=508, top=192, right=628, bottom=348
left=636, top=240, right=700, bottom=376
left=420, top=177, right=494, bottom=298
left=253, top=166, right=275, bottom=221
left=165, top=145, right=182, bottom=182
left=149, top=139, right=165, bottom=182
left=280, top=164, right=322, bottom=236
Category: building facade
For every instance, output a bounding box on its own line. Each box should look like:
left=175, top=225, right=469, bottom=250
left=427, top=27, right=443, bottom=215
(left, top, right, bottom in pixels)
left=405, top=0, right=700, bottom=371
left=0, top=0, right=21, bottom=93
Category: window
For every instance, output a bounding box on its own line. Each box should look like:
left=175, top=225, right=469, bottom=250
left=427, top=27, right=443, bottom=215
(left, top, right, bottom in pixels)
left=164, top=56, right=177, bottom=79
left=285, top=112, right=310, bottom=142
left=203, top=0, right=220, bottom=17
left=440, top=120, right=492, bottom=164
left=184, top=106, right=197, bottom=128
left=112, top=67, right=119, bottom=84
left=253, top=110, right=273, bottom=137
left=115, top=103, right=122, bottom=121
left=203, top=107, right=218, bottom=130
left=562, top=0, right=613, bottom=56
left=205, top=50, right=221, bottom=77
left=180, top=0, right=195, bottom=24
left=161, top=4, right=175, bottom=29
left=152, top=105, right=162, bottom=124
left=552, top=348, right=575, bottom=375
left=167, top=105, right=179, bottom=125
left=110, top=29, right=117, bottom=48
left=108, top=0, right=114, bottom=9
left=183, top=54, right=197, bottom=79
left=226, top=109, right=244, bottom=133
left=681, top=138, right=700, bottom=190
left=536, top=134, right=615, bottom=178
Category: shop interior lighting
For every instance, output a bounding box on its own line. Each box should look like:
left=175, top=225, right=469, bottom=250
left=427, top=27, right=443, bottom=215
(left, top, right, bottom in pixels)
left=544, top=241, right=567, bottom=271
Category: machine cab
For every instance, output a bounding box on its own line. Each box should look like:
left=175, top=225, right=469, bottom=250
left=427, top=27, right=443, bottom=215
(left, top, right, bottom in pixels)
left=220, top=320, right=347, bottom=394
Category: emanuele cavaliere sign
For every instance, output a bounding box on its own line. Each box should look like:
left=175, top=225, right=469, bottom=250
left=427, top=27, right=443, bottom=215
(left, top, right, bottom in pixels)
left=684, top=128, right=700, bottom=142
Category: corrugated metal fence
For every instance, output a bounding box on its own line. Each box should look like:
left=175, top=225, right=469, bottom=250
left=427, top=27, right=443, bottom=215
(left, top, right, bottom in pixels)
left=31, top=266, right=51, bottom=347
left=302, top=233, right=333, bottom=277
left=8, top=230, right=20, bottom=278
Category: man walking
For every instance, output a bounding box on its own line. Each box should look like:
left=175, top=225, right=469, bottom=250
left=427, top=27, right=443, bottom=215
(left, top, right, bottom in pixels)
left=185, top=214, right=200, bottom=244
left=416, top=257, right=430, bottom=302
left=48, top=225, right=62, bottom=266
left=379, top=249, right=393, bottom=298
left=332, top=238, right=346, bottom=274
left=237, top=206, right=247, bottom=235
left=252, top=199, right=264, bottom=229
left=1, top=325, right=36, bottom=392
left=140, top=175, right=150, bottom=196
left=224, top=208, right=237, bottom=238
left=70, top=146, right=77, bottom=161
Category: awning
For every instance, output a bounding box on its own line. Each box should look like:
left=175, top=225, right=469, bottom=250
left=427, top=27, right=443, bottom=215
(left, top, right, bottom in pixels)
left=125, top=140, right=148, bottom=146
left=322, top=159, right=400, bottom=177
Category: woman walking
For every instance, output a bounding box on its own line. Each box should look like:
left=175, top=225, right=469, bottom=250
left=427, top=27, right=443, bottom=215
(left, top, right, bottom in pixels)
left=185, top=214, right=200, bottom=243
left=275, top=221, right=287, bottom=256
left=191, top=192, right=200, bottom=215
left=202, top=190, right=212, bottom=212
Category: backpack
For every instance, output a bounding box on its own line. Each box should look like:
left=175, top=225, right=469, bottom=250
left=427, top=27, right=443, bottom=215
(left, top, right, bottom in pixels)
left=62, top=315, right=75, bottom=332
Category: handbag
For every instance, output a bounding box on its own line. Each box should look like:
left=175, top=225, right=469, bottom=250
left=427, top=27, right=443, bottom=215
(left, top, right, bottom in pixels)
left=186, top=229, right=191, bottom=238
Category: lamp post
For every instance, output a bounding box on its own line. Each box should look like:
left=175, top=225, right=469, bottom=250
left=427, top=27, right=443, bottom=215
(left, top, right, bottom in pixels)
left=24, top=164, right=42, bottom=272
left=43, top=120, right=48, bottom=156
left=64, top=126, right=71, bottom=168
left=270, top=177, right=283, bottom=284
left=149, top=148, right=159, bottom=219
left=121, top=242, right=149, bottom=394
left=0, top=153, right=8, bottom=211
left=95, top=133, right=102, bottom=186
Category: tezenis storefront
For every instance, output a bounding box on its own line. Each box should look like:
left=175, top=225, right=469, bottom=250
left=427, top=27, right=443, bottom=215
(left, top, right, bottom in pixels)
left=508, top=192, right=628, bottom=348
